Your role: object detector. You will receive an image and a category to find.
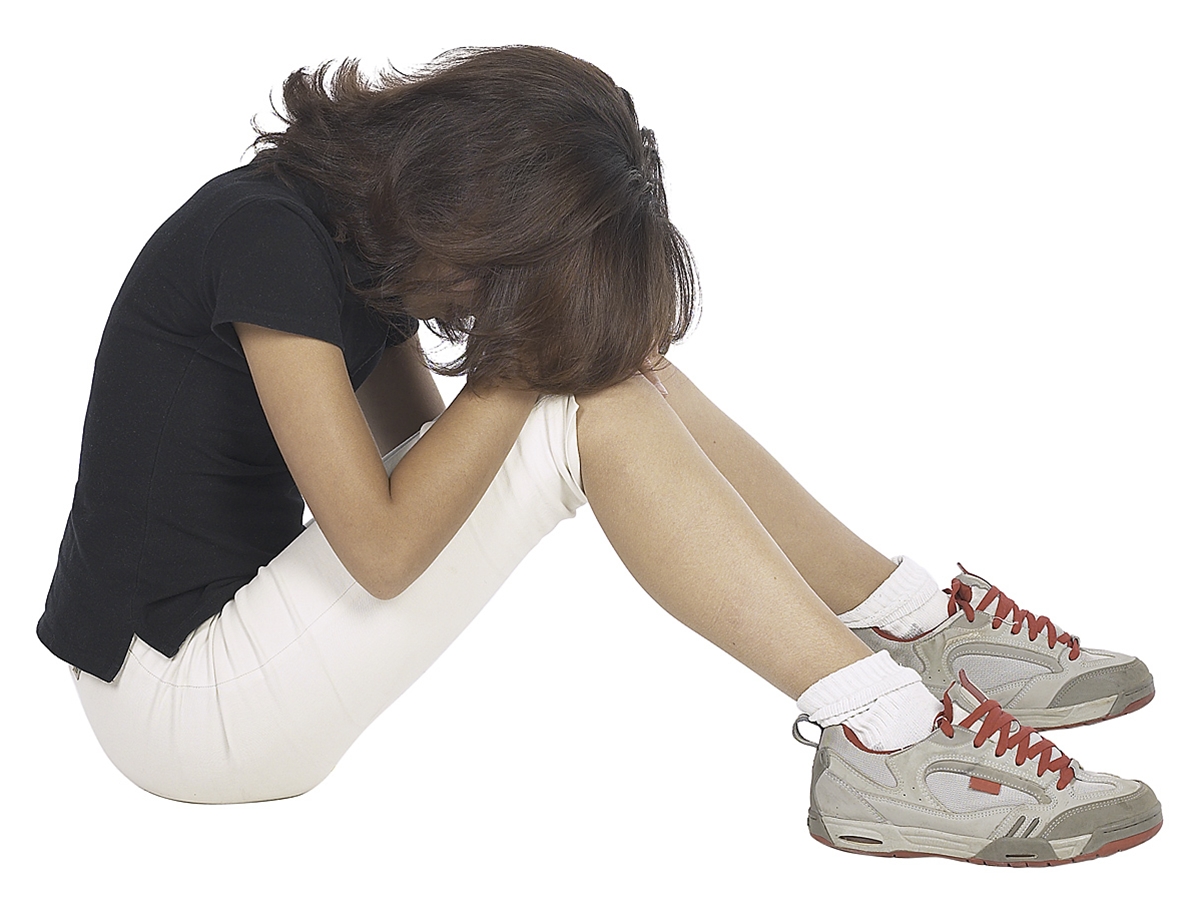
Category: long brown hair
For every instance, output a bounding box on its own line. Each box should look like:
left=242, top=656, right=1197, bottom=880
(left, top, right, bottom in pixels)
left=251, top=45, right=698, bottom=393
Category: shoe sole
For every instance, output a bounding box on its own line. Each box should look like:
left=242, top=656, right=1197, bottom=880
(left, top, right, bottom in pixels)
left=1010, top=687, right=1156, bottom=730
left=1036, top=688, right=1156, bottom=730
left=809, top=809, right=1162, bottom=867
left=950, top=680, right=1155, bottom=731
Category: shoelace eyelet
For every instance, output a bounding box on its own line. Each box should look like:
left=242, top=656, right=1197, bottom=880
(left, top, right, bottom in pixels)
left=947, top=577, right=1081, bottom=659
left=953, top=692, right=1076, bottom=790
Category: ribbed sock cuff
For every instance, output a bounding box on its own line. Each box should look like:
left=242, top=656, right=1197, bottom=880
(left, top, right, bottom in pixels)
left=846, top=682, right=942, bottom=751
left=837, top=556, right=947, bottom=639
left=797, top=651, right=940, bottom=751
left=797, top=651, right=920, bottom=723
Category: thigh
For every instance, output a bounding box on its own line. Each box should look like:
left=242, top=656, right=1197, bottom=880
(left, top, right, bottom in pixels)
left=76, top=395, right=586, bottom=803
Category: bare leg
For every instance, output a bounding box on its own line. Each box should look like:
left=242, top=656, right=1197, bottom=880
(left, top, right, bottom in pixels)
left=655, top=360, right=896, bottom=615
left=576, top=376, right=871, bottom=698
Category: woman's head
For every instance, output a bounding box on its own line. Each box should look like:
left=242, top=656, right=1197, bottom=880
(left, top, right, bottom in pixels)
left=252, top=45, right=697, bottom=393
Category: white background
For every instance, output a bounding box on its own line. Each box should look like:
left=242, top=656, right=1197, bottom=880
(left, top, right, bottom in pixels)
left=3, top=2, right=1196, bottom=900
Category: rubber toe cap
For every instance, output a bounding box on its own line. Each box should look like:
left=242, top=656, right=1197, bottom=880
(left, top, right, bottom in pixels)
left=1047, top=656, right=1153, bottom=713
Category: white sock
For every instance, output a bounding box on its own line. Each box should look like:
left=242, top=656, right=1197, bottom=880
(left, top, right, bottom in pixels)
left=838, top=556, right=948, bottom=639
left=797, top=651, right=942, bottom=751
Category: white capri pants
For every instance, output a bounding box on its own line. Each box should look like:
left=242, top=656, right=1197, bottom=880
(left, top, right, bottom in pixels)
left=75, top=395, right=587, bottom=804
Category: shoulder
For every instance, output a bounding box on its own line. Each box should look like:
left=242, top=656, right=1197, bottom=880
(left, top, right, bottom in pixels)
left=199, top=169, right=356, bottom=354
left=197, top=167, right=334, bottom=255
left=191, top=163, right=312, bottom=211
left=129, top=165, right=339, bottom=284
left=194, top=169, right=343, bottom=288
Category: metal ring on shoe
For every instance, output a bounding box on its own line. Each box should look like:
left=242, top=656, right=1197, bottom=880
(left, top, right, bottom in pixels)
left=792, top=715, right=822, bottom=747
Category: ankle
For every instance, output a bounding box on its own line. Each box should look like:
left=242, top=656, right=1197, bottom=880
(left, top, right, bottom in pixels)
left=797, top=651, right=941, bottom=751
left=837, top=556, right=948, bottom=639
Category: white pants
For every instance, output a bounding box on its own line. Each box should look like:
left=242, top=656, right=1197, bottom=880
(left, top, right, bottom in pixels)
left=75, top=395, right=586, bottom=803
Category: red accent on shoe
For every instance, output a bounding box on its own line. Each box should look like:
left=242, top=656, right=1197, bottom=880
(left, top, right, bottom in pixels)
left=948, top=576, right=1081, bottom=660
left=1113, top=690, right=1155, bottom=718
left=969, top=776, right=1003, bottom=795
left=958, top=669, right=990, bottom=706
left=937, top=693, right=956, bottom=738
left=870, top=625, right=936, bottom=642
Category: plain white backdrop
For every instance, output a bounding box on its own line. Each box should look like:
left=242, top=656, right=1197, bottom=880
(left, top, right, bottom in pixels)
left=3, top=2, right=1196, bottom=900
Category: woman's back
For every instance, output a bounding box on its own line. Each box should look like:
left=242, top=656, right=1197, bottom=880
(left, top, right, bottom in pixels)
left=38, top=165, right=415, bottom=681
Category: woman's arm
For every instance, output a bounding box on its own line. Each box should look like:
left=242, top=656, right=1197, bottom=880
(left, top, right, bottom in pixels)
left=355, top=336, right=447, bottom=455
left=235, top=322, right=539, bottom=599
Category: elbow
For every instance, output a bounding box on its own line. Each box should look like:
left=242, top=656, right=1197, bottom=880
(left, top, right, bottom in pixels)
left=340, top=542, right=426, bottom=601
left=357, top=575, right=406, bottom=601
left=351, top=560, right=418, bottom=602
left=320, top=506, right=448, bottom=601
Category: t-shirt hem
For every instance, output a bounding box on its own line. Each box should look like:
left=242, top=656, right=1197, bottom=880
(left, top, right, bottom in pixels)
left=36, top=612, right=129, bottom=683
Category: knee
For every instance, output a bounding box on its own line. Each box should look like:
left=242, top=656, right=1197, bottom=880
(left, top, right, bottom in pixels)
left=575, top=370, right=666, bottom=422
left=574, top=372, right=676, bottom=493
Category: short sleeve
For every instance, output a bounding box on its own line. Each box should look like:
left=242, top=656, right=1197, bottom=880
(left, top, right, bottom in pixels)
left=206, top=200, right=346, bottom=355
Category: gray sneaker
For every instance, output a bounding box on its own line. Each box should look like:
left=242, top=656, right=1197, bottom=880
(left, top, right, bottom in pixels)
left=851, top=565, right=1154, bottom=729
left=800, top=677, right=1162, bottom=866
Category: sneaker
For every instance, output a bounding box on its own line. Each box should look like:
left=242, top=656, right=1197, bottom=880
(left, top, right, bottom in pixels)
left=800, top=674, right=1162, bottom=866
left=851, top=565, right=1154, bottom=729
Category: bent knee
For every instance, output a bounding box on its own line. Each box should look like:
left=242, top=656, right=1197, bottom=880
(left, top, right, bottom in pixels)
left=574, top=371, right=678, bottom=494
left=576, top=369, right=668, bottom=417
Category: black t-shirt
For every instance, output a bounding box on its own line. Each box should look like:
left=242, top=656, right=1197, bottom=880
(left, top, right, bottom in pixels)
left=38, top=164, right=417, bottom=681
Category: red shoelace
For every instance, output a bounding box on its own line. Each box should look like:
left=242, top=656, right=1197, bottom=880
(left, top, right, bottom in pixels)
left=947, top=570, right=1080, bottom=660
left=937, top=691, right=1076, bottom=790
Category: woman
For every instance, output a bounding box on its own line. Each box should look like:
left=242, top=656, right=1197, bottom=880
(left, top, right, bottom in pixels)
left=39, top=45, right=1160, bottom=864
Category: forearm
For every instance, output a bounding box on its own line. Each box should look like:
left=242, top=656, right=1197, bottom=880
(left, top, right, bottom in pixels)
left=354, top=383, right=540, bottom=598
left=355, top=337, right=447, bottom=454
left=236, top=322, right=540, bottom=600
